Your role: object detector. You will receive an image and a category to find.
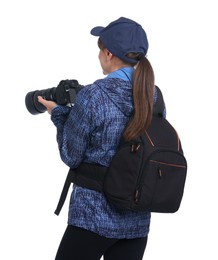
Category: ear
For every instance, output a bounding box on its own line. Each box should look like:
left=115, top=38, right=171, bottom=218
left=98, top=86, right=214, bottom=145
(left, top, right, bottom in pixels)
left=105, top=49, right=113, bottom=61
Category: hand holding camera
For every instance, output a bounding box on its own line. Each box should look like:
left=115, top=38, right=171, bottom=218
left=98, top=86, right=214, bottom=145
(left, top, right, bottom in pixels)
left=25, top=79, right=83, bottom=115
left=37, top=96, right=57, bottom=114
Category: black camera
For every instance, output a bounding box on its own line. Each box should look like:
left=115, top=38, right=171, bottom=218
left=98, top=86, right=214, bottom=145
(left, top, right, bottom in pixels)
left=25, top=79, right=83, bottom=115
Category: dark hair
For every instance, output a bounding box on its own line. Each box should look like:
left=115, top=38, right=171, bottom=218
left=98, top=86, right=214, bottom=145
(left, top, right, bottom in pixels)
left=98, top=38, right=155, bottom=141
left=124, top=54, right=154, bottom=141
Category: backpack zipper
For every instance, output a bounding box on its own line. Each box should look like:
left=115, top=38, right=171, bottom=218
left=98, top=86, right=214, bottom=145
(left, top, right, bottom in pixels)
left=134, top=148, right=187, bottom=203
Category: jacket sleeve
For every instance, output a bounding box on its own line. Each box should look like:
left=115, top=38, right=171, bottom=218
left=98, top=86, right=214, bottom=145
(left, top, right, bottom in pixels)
left=51, top=86, right=94, bottom=169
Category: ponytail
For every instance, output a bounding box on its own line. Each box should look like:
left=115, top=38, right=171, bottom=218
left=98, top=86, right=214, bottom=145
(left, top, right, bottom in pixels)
left=123, top=56, right=155, bottom=141
left=97, top=38, right=154, bottom=141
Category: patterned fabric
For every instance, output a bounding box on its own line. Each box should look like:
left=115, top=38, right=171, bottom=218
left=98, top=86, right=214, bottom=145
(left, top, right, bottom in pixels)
left=51, top=67, right=155, bottom=238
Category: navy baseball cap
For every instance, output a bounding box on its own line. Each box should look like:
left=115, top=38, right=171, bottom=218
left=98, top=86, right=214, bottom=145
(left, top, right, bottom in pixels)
left=90, top=17, right=149, bottom=64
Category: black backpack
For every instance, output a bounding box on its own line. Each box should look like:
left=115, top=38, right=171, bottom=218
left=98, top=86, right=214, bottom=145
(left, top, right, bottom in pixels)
left=55, top=86, right=187, bottom=215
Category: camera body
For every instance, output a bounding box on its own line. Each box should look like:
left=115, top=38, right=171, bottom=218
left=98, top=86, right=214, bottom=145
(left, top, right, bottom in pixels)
left=25, top=79, right=82, bottom=115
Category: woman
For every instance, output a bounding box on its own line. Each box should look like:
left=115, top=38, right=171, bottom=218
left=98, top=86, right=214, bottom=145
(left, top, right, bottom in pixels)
left=39, top=17, right=158, bottom=260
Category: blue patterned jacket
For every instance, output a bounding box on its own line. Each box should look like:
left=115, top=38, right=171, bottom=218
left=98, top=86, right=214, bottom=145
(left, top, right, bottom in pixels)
left=51, top=67, right=155, bottom=238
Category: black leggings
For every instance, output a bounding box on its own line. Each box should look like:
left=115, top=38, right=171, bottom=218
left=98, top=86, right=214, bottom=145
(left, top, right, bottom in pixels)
left=55, top=225, right=148, bottom=260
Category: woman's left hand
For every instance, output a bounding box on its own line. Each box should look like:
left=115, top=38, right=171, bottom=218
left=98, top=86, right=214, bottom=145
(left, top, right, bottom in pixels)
left=38, top=96, right=57, bottom=114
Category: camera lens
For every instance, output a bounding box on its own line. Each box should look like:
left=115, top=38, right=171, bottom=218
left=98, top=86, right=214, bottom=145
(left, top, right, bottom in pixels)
left=25, top=90, right=47, bottom=115
left=25, top=80, right=82, bottom=115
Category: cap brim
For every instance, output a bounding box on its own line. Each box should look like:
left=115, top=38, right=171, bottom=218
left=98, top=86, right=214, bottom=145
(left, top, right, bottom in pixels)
left=90, top=26, right=105, bottom=36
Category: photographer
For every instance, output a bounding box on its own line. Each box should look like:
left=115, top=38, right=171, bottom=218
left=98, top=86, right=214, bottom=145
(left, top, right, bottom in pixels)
left=39, top=17, right=156, bottom=260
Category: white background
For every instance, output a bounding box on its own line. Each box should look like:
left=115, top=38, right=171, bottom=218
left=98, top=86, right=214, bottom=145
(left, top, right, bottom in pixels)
left=0, top=0, right=217, bottom=259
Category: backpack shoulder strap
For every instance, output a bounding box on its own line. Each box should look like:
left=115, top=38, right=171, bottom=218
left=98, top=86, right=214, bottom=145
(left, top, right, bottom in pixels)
left=153, top=86, right=165, bottom=117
